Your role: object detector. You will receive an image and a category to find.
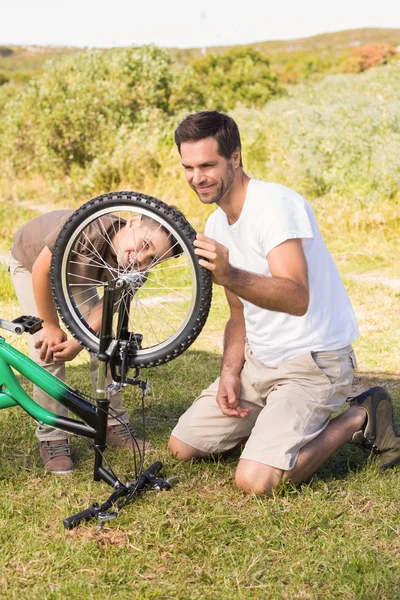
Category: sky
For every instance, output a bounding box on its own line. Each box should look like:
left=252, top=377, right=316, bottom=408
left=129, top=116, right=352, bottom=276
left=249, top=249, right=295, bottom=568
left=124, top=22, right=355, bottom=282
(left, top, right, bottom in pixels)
left=2, top=0, right=400, bottom=49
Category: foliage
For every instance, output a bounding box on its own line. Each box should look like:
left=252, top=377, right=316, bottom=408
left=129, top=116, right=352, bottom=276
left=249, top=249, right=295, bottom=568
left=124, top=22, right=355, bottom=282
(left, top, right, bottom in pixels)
left=235, top=58, right=400, bottom=236
left=341, top=43, right=398, bottom=73
left=0, top=199, right=40, bottom=250
left=0, top=44, right=284, bottom=199
left=173, top=28, right=400, bottom=84
left=0, top=41, right=399, bottom=242
left=172, top=47, right=284, bottom=112
left=0, top=45, right=77, bottom=88
left=0, top=46, right=174, bottom=178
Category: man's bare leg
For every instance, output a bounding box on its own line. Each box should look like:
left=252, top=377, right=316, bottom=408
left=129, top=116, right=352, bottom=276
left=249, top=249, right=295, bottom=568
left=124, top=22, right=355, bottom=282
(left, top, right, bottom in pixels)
left=235, top=405, right=366, bottom=495
left=169, top=435, right=208, bottom=461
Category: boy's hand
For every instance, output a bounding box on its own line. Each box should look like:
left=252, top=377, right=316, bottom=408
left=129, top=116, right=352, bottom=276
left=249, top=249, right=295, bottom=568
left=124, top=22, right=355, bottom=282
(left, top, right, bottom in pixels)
left=34, top=324, right=66, bottom=363
left=51, top=339, right=82, bottom=362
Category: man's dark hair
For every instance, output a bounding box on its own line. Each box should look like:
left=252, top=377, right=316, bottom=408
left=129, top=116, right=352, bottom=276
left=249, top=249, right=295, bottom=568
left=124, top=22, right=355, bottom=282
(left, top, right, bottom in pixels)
left=174, top=111, right=243, bottom=167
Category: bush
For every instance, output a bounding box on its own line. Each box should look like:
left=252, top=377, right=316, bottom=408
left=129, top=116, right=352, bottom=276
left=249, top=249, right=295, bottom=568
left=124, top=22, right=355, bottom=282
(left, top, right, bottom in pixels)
left=172, top=47, right=284, bottom=112
left=0, top=45, right=174, bottom=178
left=341, top=43, right=398, bottom=73
left=234, top=59, right=400, bottom=235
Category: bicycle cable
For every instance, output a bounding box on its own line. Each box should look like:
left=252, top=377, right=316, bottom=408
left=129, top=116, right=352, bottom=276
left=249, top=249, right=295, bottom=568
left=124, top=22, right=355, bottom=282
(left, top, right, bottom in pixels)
left=68, top=377, right=149, bottom=506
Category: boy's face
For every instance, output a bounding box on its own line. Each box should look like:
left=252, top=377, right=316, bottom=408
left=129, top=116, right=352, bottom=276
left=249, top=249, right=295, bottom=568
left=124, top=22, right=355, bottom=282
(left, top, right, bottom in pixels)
left=112, top=215, right=175, bottom=270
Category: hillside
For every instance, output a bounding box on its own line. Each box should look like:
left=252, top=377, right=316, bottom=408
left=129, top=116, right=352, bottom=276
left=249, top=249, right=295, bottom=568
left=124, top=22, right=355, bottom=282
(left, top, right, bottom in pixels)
left=172, top=27, right=400, bottom=55
left=171, top=28, right=400, bottom=82
left=0, top=44, right=77, bottom=85
left=1, top=27, right=399, bottom=86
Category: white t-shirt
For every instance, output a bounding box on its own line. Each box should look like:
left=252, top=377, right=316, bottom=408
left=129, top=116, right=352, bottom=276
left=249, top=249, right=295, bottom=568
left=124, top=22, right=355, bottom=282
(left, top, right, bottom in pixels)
left=205, top=179, right=359, bottom=366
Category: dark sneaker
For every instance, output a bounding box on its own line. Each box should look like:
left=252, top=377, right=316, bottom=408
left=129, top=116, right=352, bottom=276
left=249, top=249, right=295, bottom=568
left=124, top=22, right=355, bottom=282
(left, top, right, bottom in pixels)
left=106, top=423, right=154, bottom=452
left=40, top=439, right=74, bottom=474
left=350, top=386, right=400, bottom=469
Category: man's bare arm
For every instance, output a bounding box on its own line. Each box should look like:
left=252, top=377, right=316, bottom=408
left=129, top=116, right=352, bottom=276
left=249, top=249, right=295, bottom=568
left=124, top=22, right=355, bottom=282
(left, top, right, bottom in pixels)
left=216, top=289, right=249, bottom=418
left=220, top=290, right=246, bottom=378
left=194, top=235, right=309, bottom=316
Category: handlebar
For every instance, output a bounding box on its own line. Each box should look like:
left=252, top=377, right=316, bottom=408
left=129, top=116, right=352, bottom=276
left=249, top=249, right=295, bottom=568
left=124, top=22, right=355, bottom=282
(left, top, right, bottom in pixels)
left=63, top=503, right=101, bottom=530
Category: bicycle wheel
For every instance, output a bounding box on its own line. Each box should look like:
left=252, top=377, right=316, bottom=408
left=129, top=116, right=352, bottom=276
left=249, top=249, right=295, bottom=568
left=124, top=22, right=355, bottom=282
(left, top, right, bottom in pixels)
left=51, top=191, right=212, bottom=368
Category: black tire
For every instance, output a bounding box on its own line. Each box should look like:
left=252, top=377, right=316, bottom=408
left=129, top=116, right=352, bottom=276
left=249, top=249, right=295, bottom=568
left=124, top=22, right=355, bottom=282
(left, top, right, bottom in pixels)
left=51, top=191, right=212, bottom=368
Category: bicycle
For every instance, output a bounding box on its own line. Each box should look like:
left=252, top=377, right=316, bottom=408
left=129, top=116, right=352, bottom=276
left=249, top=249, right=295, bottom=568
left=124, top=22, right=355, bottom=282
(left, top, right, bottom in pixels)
left=0, top=191, right=212, bottom=529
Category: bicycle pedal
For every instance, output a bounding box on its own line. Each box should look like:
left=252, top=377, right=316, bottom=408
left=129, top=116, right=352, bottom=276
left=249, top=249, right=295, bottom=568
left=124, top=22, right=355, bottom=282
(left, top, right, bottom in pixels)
left=97, top=511, right=117, bottom=529
left=106, top=382, right=123, bottom=394
left=165, top=476, right=181, bottom=486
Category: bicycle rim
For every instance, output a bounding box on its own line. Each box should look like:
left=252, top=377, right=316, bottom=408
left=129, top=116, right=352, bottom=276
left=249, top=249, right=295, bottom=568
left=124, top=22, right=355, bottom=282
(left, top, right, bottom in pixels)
left=51, top=192, right=212, bottom=368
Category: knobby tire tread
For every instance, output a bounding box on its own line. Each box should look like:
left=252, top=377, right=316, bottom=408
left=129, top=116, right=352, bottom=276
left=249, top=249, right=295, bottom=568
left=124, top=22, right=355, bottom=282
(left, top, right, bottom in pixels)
left=50, top=191, right=212, bottom=368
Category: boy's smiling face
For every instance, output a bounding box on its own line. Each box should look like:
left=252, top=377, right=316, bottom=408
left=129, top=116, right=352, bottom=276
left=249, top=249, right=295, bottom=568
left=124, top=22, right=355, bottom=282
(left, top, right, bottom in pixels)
left=112, top=215, right=175, bottom=270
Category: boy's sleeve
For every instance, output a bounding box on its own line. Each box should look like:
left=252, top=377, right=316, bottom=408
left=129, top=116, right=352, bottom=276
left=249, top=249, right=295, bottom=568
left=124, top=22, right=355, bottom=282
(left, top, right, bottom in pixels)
left=44, top=212, right=73, bottom=253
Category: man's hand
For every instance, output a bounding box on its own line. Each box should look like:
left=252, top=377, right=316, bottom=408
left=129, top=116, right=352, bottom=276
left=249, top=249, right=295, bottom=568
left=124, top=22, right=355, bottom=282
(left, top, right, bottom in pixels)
left=216, top=373, right=249, bottom=418
left=51, top=339, right=82, bottom=363
left=194, top=234, right=231, bottom=287
left=34, top=324, right=67, bottom=363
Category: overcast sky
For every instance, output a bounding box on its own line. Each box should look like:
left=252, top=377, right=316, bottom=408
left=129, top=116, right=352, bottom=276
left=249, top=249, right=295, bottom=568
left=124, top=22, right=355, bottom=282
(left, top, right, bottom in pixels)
left=2, top=0, right=400, bottom=49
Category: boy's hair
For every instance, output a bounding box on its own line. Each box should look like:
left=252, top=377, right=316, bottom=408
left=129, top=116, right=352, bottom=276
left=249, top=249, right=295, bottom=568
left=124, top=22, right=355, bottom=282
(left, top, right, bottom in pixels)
left=174, top=110, right=243, bottom=167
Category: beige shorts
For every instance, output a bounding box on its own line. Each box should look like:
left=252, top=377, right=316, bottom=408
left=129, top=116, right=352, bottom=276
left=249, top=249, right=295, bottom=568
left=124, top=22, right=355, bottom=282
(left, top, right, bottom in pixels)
left=172, top=344, right=356, bottom=471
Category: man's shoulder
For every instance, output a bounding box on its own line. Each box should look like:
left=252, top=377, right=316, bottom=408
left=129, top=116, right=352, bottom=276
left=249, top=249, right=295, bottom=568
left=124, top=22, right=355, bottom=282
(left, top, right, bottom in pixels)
left=249, top=179, right=305, bottom=202
left=247, top=180, right=310, bottom=215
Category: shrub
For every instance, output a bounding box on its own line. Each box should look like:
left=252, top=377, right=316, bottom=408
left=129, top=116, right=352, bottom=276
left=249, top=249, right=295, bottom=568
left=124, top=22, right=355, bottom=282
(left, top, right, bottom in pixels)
left=341, top=43, right=397, bottom=73
left=0, top=45, right=174, bottom=178
left=171, top=47, right=284, bottom=112
left=234, top=59, right=400, bottom=236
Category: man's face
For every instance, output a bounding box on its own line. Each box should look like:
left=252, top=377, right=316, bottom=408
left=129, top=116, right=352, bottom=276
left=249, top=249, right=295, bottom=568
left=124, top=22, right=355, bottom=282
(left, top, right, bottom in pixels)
left=113, top=217, right=175, bottom=270
left=180, top=137, right=237, bottom=205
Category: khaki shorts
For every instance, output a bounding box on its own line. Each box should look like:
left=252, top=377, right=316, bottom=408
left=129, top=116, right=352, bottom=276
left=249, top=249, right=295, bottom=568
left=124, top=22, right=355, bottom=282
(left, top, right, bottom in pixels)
left=172, top=344, right=356, bottom=470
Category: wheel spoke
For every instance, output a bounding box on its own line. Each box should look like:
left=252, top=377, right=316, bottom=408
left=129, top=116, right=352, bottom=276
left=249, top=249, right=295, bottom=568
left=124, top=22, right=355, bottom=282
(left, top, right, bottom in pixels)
left=51, top=193, right=211, bottom=367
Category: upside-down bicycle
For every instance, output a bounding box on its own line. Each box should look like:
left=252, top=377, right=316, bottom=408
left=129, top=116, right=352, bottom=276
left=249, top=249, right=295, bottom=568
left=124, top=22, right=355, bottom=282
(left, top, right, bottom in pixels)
left=0, top=192, right=212, bottom=529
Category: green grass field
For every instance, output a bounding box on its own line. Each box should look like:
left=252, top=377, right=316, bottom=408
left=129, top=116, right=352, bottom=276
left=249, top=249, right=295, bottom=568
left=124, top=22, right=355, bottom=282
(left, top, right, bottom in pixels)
left=0, top=235, right=399, bottom=598
left=0, top=39, right=399, bottom=599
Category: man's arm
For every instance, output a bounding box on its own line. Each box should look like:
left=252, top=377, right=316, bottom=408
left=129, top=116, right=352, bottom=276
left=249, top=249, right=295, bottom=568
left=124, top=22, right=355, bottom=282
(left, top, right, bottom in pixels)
left=194, top=234, right=309, bottom=316
left=216, top=290, right=249, bottom=418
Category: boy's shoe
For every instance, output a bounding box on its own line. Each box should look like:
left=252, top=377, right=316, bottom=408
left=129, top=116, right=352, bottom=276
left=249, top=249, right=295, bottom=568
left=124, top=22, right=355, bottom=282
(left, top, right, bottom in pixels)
left=40, top=439, right=74, bottom=474
left=350, top=386, right=400, bottom=469
left=106, top=423, right=154, bottom=452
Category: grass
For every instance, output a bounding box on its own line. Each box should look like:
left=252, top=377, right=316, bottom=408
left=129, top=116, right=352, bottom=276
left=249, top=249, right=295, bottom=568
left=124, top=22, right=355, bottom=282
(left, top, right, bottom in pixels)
left=0, top=235, right=399, bottom=598
left=0, top=34, right=399, bottom=598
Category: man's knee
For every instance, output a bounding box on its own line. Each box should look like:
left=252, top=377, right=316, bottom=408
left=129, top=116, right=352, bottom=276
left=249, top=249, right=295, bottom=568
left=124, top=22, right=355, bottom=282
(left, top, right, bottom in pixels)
left=168, top=435, right=208, bottom=461
left=235, top=459, right=284, bottom=496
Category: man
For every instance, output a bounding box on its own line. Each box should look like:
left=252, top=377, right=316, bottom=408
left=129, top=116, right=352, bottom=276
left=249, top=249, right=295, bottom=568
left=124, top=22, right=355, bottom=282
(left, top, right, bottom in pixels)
left=10, top=209, right=177, bottom=474
left=169, top=110, right=400, bottom=495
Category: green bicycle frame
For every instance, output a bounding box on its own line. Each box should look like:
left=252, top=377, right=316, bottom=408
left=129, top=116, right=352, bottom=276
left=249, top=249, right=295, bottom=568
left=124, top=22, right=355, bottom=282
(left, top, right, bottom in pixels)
left=0, top=282, right=138, bottom=489
left=0, top=336, right=97, bottom=438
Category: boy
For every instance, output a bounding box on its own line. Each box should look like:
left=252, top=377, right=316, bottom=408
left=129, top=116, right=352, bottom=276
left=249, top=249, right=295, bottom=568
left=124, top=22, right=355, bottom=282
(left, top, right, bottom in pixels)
left=10, top=208, right=177, bottom=473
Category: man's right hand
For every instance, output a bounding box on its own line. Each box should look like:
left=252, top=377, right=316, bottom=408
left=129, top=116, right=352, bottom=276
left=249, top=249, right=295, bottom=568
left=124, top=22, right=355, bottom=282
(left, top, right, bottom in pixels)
left=216, top=373, right=249, bottom=418
left=34, top=324, right=67, bottom=363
